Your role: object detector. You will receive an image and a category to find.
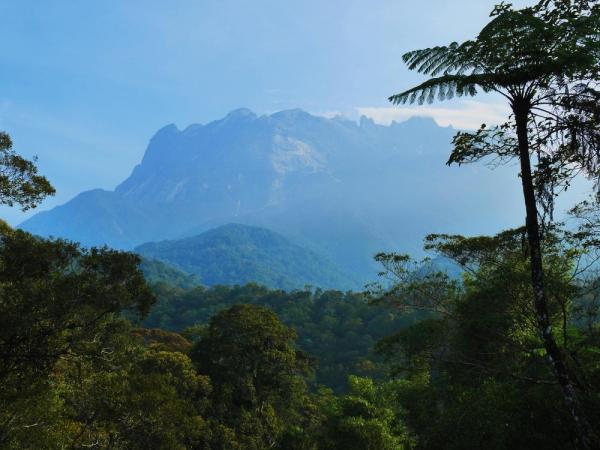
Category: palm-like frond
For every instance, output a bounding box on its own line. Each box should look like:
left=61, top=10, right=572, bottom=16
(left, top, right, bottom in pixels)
left=401, top=42, right=478, bottom=76
left=402, top=43, right=458, bottom=74
left=388, top=73, right=494, bottom=105
left=392, top=3, right=600, bottom=108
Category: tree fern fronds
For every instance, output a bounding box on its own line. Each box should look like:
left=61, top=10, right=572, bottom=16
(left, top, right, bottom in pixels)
left=402, top=44, right=462, bottom=75
left=388, top=74, right=488, bottom=105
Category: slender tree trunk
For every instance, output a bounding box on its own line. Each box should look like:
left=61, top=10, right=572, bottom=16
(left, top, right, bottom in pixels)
left=513, top=98, right=597, bottom=450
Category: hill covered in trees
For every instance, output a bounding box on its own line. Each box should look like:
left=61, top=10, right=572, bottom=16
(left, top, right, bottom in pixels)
left=136, top=223, right=358, bottom=290
left=139, top=257, right=200, bottom=290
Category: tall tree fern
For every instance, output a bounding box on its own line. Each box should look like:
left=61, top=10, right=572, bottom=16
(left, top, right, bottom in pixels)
left=390, top=1, right=600, bottom=448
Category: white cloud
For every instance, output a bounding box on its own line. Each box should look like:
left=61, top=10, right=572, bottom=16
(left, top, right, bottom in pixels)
left=356, top=100, right=510, bottom=130
left=312, top=110, right=344, bottom=119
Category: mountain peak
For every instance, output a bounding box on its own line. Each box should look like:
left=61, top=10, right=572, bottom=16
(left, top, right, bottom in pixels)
left=393, top=116, right=440, bottom=129
left=270, top=108, right=313, bottom=121
left=153, top=123, right=180, bottom=137
left=224, top=108, right=257, bottom=121
left=359, top=115, right=376, bottom=128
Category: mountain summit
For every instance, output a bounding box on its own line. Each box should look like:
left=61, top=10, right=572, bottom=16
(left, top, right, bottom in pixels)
left=20, top=109, right=522, bottom=282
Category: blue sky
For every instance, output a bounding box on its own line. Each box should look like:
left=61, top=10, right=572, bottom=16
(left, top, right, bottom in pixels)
left=0, top=0, right=531, bottom=224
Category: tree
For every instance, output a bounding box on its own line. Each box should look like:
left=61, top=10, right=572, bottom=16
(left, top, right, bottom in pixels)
left=0, top=228, right=154, bottom=385
left=0, top=228, right=155, bottom=445
left=372, top=228, right=600, bottom=449
left=389, top=1, right=600, bottom=447
left=319, top=376, right=412, bottom=450
left=59, top=341, right=212, bottom=450
left=190, top=304, right=314, bottom=449
left=0, top=132, right=54, bottom=211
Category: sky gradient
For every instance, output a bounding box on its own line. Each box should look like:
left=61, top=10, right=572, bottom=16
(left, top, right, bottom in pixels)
left=1, top=0, right=531, bottom=224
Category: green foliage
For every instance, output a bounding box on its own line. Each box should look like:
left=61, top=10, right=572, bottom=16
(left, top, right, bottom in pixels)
left=191, top=304, right=314, bottom=449
left=144, top=283, right=421, bottom=392
left=319, top=376, right=413, bottom=450
left=139, top=257, right=200, bottom=290
left=54, top=320, right=212, bottom=450
left=131, top=327, right=194, bottom=353
left=7, top=204, right=600, bottom=449
left=0, top=227, right=414, bottom=449
left=0, top=229, right=228, bottom=449
left=111, top=350, right=210, bottom=449
left=135, top=224, right=358, bottom=290
left=0, top=228, right=155, bottom=434
left=0, top=229, right=201, bottom=448
left=373, top=228, right=600, bottom=449
left=0, top=131, right=55, bottom=211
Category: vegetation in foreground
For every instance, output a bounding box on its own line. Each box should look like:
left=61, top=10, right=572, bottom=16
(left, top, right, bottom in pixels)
left=2, top=222, right=600, bottom=449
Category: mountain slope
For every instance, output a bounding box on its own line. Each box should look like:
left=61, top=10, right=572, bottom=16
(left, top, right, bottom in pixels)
left=135, top=224, right=358, bottom=290
left=139, top=257, right=200, bottom=290
left=20, top=109, right=524, bottom=282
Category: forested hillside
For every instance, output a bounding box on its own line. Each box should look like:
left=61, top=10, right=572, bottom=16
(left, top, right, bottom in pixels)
left=139, top=257, right=200, bottom=290
left=136, top=224, right=358, bottom=290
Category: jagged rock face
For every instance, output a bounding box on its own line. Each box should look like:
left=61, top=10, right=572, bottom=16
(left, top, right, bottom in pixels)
left=20, top=108, right=523, bottom=281
left=111, top=109, right=341, bottom=231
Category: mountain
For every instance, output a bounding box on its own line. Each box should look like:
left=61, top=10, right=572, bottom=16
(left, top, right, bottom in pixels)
left=20, top=108, right=523, bottom=283
left=135, top=223, right=357, bottom=290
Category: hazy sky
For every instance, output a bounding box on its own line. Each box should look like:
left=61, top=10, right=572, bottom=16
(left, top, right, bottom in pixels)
left=1, top=0, right=532, bottom=224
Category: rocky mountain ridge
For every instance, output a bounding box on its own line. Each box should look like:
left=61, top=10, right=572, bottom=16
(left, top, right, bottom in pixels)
left=20, top=108, right=523, bottom=282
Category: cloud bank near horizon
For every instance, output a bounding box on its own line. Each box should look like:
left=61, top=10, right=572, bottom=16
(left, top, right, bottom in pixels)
left=356, top=100, right=510, bottom=130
